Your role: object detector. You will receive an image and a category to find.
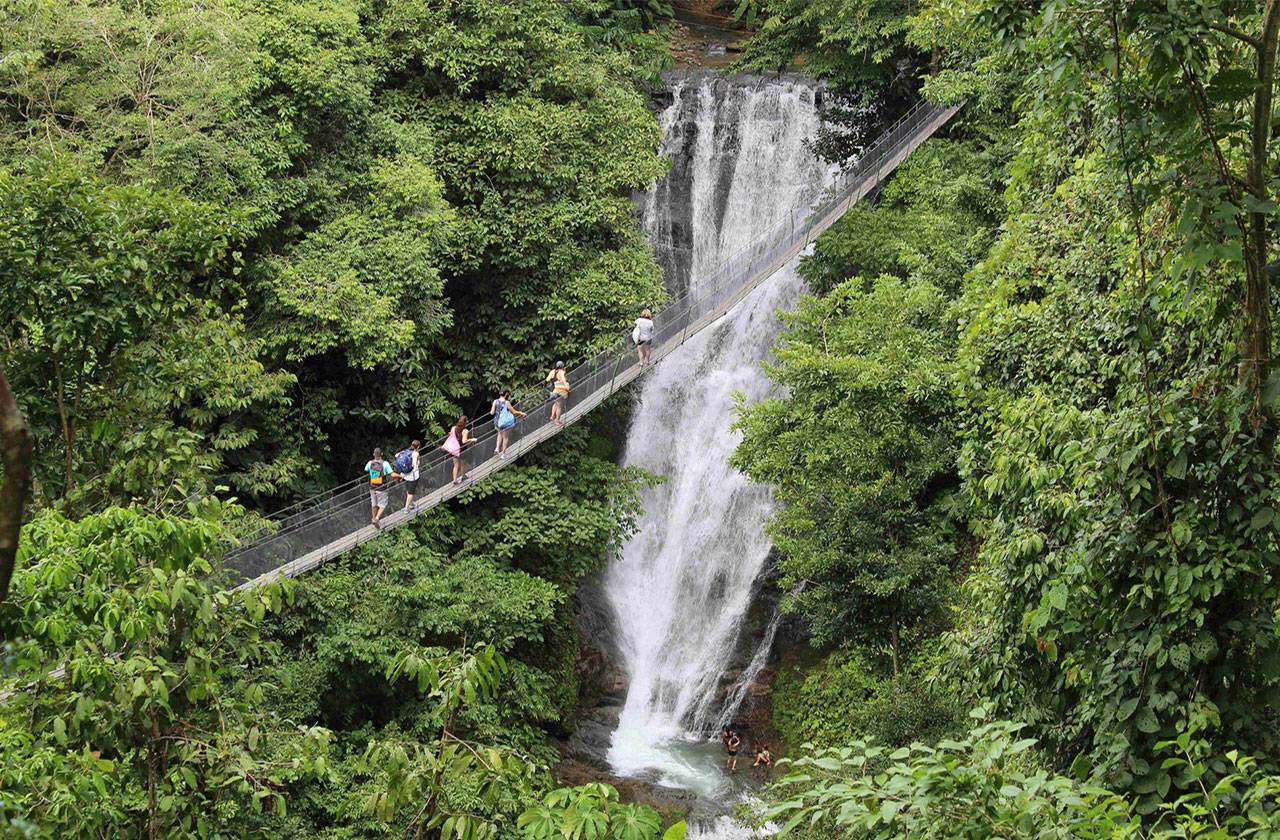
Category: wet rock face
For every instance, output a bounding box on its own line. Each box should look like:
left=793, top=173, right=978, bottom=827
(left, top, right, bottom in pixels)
left=645, top=88, right=698, bottom=298
left=724, top=668, right=777, bottom=739
left=574, top=584, right=629, bottom=712
left=554, top=745, right=703, bottom=824
left=568, top=702, right=624, bottom=764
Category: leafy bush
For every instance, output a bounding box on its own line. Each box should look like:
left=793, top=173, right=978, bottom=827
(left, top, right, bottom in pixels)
left=519, top=783, right=664, bottom=840
left=761, top=717, right=1280, bottom=838
left=772, top=648, right=958, bottom=750
left=0, top=507, right=331, bottom=837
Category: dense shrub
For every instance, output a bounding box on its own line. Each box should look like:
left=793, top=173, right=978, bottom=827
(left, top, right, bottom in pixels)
left=772, top=649, right=959, bottom=750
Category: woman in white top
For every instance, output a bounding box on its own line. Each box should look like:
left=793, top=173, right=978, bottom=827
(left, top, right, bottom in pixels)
left=633, top=308, right=654, bottom=367
left=401, top=439, right=422, bottom=511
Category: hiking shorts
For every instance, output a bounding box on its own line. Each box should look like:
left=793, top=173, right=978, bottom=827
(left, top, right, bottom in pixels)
left=402, top=478, right=420, bottom=495
left=370, top=488, right=389, bottom=509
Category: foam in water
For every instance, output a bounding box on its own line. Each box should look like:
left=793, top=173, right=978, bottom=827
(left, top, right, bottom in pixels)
left=601, top=73, right=835, bottom=833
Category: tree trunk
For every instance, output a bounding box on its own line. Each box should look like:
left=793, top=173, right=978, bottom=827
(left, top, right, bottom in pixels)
left=0, top=367, right=32, bottom=606
left=1242, top=2, right=1280, bottom=420
left=890, top=621, right=901, bottom=676
left=51, top=360, right=75, bottom=502
left=148, top=709, right=161, bottom=840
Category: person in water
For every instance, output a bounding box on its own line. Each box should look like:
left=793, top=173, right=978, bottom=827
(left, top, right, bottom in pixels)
left=725, top=730, right=741, bottom=773
left=364, top=447, right=401, bottom=528
left=752, top=745, right=773, bottom=777
left=491, top=389, right=527, bottom=459
left=441, top=416, right=475, bottom=485
left=545, top=361, right=570, bottom=427
left=633, top=308, right=654, bottom=367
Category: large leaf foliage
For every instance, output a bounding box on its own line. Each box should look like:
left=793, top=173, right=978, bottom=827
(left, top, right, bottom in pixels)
left=0, top=507, right=331, bottom=837
left=519, top=783, right=663, bottom=840
left=248, top=429, right=659, bottom=836
left=761, top=717, right=1280, bottom=838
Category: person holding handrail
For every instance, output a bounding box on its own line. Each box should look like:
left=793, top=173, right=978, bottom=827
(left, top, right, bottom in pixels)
left=491, top=390, right=527, bottom=460
left=442, top=416, right=475, bottom=485
left=365, top=447, right=401, bottom=528
left=545, top=362, right=570, bottom=428
left=394, top=440, right=422, bottom=510
left=632, top=308, right=654, bottom=367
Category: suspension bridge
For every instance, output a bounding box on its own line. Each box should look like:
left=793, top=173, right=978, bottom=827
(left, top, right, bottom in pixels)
left=224, top=99, right=962, bottom=591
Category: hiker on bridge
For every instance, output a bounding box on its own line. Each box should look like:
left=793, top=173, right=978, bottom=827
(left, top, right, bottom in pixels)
left=545, top=362, right=571, bottom=427
left=442, top=416, right=475, bottom=485
left=491, top=390, right=527, bottom=460
left=633, top=308, right=654, bottom=367
left=365, top=448, right=402, bottom=528
left=394, top=441, right=422, bottom=510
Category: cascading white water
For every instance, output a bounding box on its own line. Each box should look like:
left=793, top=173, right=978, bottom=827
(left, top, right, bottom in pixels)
left=602, top=73, right=835, bottom=807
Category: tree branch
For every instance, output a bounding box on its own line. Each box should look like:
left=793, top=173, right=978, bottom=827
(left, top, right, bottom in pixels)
left=0, top=366, right=33, bottom=606
left=1178, top=58, right=1242, bottom=206
left=1210, top=22, right=1262, bottom=50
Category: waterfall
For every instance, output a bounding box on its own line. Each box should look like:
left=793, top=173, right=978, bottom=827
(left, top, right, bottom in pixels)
left=601, top=72, right=834, bottom=798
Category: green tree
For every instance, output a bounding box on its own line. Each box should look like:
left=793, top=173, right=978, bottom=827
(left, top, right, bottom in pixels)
left=0, top=507, right=331, bottom=838
left=733, top=0, right=922, bottom=98
left=370, top=0, right=668, bottom=390
left=771, top=647, right=957, bottom=749
left=733, top=143, right=996, bottom=672
left=733, top=276, right=958, bottom=671
left=0, top=367, right=31, bottom=606
left=1, top=0, right=669, bottom=507
left=950, top=162, right=1280, bottom=805
left=0, top=160, right=253, bottom=508
left=254, top=428, right=654, bottom=834
left=800, top=141, right=1001, bottom=296
left=974, top=0, right=1280, bottom=416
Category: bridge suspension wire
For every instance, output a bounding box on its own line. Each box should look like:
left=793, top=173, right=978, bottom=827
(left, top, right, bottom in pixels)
left=223, top=99, right=962, bottom=591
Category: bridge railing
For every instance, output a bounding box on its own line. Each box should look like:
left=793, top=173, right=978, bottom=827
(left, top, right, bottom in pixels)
left=221, top=99, right=960, bottom=586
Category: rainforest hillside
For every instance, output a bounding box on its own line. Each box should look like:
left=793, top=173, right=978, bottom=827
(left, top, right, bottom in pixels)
left=3, top=0, right=1280, bottom=838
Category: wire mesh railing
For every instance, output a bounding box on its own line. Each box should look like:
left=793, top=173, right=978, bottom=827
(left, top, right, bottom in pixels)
left=221, top=99, right=961, bottom=588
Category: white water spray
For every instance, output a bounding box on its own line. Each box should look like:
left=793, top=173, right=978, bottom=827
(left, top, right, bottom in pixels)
left=602, top=73, right=834, bottom=804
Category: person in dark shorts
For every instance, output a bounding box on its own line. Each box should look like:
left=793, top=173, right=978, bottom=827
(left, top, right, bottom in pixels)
left=725, top=730, right=741, bottom=773
left=633, top=308, right=654, bottom=367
